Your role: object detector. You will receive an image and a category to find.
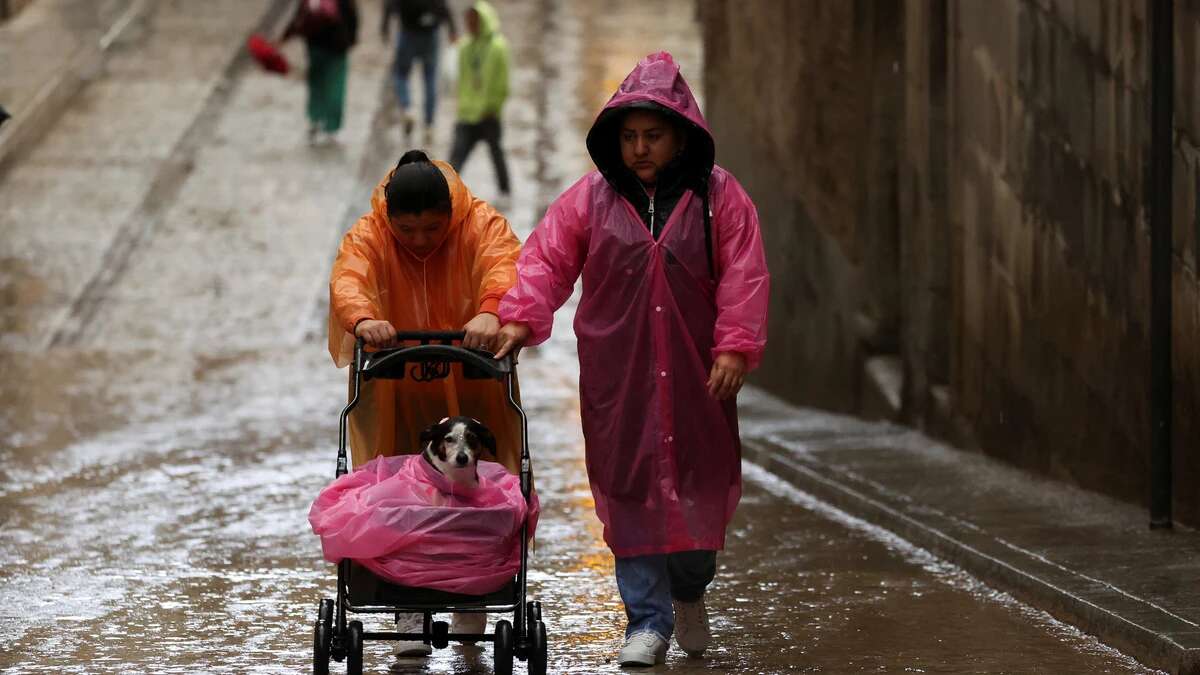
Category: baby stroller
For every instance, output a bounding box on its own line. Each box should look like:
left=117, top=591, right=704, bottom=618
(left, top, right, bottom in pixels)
left=311, top=331, right=547, bottom=675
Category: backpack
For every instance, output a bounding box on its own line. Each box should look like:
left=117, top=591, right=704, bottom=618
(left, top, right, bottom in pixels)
left=293, top=0, right=341, bottom=37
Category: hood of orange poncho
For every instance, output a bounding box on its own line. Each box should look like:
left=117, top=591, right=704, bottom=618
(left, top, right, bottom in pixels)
left=327, top=159, right=521, bottom=367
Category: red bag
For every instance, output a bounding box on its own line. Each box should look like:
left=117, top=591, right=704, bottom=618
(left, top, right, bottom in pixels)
left=247, top=34, right=290, bottom=75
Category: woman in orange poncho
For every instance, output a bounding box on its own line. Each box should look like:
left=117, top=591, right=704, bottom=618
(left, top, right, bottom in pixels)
left=328, top=149, right=522, bottom=473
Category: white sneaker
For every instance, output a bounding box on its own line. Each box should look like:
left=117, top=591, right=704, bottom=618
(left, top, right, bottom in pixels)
left=451, top=612, right=487, bottom=643
left=672, top=598, right=711, bottom=657
left=617, top=630, right=667, bottom=667
left=392, top=612, right=431, bottom=657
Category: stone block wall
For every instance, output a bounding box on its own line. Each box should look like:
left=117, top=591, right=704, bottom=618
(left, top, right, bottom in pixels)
left=1171, top=0, right=1200, bottom=525
left=701, top=0, right=1200, bottom=525
left=951, top=0, right=1153, bottom=504
left=700, top=0, right=904, bottom=412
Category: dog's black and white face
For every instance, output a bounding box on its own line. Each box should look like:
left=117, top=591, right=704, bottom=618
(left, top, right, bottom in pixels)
left=420, top=416, right=497, bottom=487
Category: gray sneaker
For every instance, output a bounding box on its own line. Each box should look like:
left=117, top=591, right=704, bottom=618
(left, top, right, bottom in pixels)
left=672, top=598, right=711, bottom=657
left=392, top=612, right=431, bottom=657
left=451, top=612, right=487, bottom=644
left=617, top=630, right=667, bottom=667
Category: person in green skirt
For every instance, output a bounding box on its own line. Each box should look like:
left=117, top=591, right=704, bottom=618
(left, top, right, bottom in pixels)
left=286, top=0, right=360, bottom=143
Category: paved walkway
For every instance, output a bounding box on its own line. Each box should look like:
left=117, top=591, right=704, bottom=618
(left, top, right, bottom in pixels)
left=738, top=386, right=1200, bottom=674
left=0, top=0, right=145, bottom=170
left=5, top=2, right=1197, bottom=674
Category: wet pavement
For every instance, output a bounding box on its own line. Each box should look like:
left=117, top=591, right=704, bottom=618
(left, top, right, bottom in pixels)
left=0, top=0, right=1168, bottom=673
left=737, top=389, right=1200, bottom=675
left=0, top=0, right=143, bottom=170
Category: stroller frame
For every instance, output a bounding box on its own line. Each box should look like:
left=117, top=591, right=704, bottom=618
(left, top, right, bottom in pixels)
left=312, top=331, right=546, bottom=675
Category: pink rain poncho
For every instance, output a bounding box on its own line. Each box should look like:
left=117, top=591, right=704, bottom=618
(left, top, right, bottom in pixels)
left=498, top=52, right=769, bottom=557
left=309, top=455, right=539, bottom=595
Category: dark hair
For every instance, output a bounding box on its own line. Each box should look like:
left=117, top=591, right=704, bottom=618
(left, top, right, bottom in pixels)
left=385, top=150, right=452, bottom=217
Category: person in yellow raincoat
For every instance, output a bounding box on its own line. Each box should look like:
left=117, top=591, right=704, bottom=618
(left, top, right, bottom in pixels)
left=328, top=148, right=522, bottom=473
left=328, top=148, right=522, bottom=657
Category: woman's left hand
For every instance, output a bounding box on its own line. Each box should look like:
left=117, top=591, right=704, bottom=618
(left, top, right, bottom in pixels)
left=707, top=352, right=747, bottom=401
left=463, top=312, right=501, bottom=351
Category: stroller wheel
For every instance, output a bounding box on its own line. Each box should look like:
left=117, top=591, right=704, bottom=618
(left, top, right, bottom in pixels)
left=528, top=619, right=548, bottom=675
left=431, top=620, right=450, bottom=649
left=346, top=620, right=364, bottom=675
left=526, top=601, right=542, bottom=623
left=313, top=620, right=331, bottom=675
left=492, top=620, right=513, bottom=675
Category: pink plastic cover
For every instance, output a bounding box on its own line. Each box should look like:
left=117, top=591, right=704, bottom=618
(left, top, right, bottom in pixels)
left=309, top=454, right=538, bottom=595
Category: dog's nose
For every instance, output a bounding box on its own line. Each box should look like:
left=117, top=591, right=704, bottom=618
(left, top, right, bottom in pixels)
left=455, top=452, right=469, bottom=466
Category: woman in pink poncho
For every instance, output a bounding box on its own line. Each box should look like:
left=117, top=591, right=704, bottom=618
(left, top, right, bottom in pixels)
left=493, top=52, right=769, bottom=666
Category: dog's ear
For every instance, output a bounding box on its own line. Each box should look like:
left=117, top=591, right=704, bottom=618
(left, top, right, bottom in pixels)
left=419, top=421, right=442, bottom=449
left=470, top=420, right=498, bottom=459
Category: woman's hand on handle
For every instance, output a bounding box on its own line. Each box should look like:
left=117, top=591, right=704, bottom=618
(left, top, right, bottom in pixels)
left=463, top=312, right=501, bottom=350
left=355, top=319, right=398, bottom=348
left=493, top=322, right=532, bottom=360
left=707, top=352, right=747, bottom=401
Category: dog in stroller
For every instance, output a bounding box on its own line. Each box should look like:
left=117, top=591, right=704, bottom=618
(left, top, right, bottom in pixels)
left=420, top=415, right=497, bottom=491
left=308, top=332, right=546, bottom=675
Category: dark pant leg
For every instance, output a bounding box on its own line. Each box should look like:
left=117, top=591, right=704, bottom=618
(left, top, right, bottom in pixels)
left=417, top=33, right=439, bottom=126
left=392, top=31, right=420, bottom=112
left=324, top=51, right=348, bottom=132
left=449, top=122, right=481, bottom=171
left=666, top=550, right=717, bottom=603
left=306, top=45, right=347, bottom=132
left=480, top=116, right=511, bottom=194
left=305, top=42, right=326, bottom=127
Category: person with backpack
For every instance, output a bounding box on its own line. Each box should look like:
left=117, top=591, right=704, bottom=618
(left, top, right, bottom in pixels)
left=285, top=0, right=360, bottom=143
left=381, top=0, right=457, bottom=145
left=493, top=52, right=769, bottom=666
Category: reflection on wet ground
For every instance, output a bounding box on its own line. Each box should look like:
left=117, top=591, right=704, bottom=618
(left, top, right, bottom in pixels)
left=0, top=345, right=1155, bottom=674
left=0, top=0, right=1160, bottom=673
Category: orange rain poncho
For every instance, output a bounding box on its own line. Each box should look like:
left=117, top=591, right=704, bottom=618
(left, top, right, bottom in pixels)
left=328, top=160, right=523, bottom=471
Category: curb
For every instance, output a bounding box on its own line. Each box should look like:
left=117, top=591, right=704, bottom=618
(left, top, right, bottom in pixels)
left=0, top=0, right=151, bottom=178
left=742, top=436, right=1200, bottom=675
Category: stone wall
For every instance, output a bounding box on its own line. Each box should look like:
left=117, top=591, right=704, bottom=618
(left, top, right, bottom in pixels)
left=701, top=1, right=905, bottom=412
left=700, top=0, right=1200, bottom=526
left=1171, top=0, right=1200, bottom=526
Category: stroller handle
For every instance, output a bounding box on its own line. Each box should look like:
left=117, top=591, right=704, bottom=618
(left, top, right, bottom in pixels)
left=392, top=330, right=466, bottom=342
left=354, top=336, right=514, bottom=381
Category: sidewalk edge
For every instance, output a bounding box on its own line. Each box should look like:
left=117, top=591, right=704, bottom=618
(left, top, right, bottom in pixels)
left=743, top=437, right=1200, bottom=675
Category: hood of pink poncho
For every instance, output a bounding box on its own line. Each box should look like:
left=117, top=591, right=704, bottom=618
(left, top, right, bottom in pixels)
left=585, top=51, right=715, bottom=191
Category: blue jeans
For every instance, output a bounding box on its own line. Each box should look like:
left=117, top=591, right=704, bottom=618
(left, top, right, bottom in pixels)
left=614, top=551, right=716, bottom=641
left=392, top=29, right=438, bottom=125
